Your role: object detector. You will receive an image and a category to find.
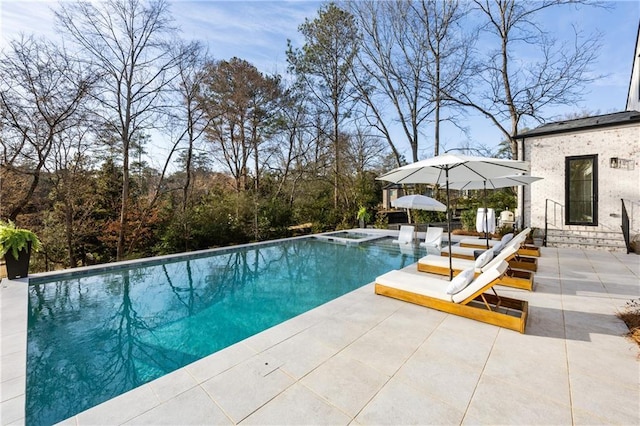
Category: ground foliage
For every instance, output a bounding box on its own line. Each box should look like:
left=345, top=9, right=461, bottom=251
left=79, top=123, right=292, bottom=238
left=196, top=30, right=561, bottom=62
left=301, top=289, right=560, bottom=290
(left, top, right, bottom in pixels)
left=617, top=299, right=640, bottom=351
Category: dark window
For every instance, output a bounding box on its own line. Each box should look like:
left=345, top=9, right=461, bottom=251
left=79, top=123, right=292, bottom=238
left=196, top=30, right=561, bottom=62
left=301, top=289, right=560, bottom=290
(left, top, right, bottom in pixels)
left=565, top=155, right=598, bottom=225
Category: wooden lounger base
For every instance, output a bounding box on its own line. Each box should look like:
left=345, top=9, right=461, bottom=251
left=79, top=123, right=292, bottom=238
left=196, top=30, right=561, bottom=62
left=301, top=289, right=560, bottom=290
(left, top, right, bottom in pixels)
left=375, top=284, right=528, bottom=333
left=440, top=250, right=475, bottom=260
left=509, top=256, right=537, bottom=272
left=417, top=263, right=534, bottom=291
left=417, top=263, right=461, bottom=276
left=498, top=269, right=534, bottom=291
left=459, top=241, right=496, bottom=249
left=518, top=245, right=540, bottom=257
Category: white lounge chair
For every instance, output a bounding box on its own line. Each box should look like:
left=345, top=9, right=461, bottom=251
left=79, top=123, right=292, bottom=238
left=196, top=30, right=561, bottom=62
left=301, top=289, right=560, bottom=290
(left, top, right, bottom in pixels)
left=419, top=227, right=443, bottom=249
left=443, top=228, right=528, bottom=257
left=458, top=232, right=514, bottom=249
left=417, top=244, right=534, bottom=291
left=441, top=230, right=538, bottom=272
left=458, top=228, right=540, bottom=257
left=392, top=225, right=415, bottom=245
left=375, top=260, right=528, bottom=333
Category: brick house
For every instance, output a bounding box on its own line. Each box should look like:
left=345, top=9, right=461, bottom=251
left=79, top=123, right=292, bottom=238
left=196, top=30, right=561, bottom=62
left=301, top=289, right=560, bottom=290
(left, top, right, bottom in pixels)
left=513, top=25, right=640, bottom=251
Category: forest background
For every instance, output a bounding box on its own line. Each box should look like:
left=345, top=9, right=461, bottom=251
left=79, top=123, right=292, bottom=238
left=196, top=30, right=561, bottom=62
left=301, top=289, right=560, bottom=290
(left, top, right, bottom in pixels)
left=1, top=0, right=636, bottom=272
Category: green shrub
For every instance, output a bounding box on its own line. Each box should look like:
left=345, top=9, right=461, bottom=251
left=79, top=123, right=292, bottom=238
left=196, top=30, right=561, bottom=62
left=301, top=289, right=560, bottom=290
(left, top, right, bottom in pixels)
left=460, top=209, right=476, bottom=231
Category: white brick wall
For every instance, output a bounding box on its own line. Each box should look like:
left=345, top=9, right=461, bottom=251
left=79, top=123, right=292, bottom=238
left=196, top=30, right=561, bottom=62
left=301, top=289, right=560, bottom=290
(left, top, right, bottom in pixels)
left=523, top=123, right=640, bottom=234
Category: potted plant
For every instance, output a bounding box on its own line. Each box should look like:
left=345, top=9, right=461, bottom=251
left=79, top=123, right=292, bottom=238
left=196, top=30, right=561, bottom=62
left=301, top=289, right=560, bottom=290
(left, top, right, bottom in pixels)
left=0, top=220, right=41, bottom=279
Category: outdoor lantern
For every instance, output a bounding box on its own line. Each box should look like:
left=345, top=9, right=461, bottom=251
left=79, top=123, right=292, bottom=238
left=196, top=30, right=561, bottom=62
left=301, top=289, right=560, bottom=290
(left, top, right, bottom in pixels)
left=610, top=157, right=619, bottom=168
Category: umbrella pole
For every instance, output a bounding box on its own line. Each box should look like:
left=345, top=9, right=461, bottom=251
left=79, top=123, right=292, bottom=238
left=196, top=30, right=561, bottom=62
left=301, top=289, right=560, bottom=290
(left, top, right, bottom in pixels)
left=446, top=169, right=453, bottom=281
left=484, top=182, right=489, bottom=249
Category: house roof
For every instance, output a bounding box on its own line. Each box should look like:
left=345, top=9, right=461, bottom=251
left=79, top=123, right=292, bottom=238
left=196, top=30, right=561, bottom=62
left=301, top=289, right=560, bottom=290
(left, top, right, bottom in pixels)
left=515, top=110, right=640, bottom=139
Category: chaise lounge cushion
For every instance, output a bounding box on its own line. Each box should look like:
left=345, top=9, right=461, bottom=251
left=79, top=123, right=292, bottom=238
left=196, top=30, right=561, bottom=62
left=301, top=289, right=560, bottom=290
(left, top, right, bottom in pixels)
left=492, top=240, right=505, bottom=254
left=474, top=249, right=494, bottom=268
left=501, top=233, right=514, bottom=244
left=446, top=268, right=474, bottom=294
left=376, top=269, right=452, bottom=301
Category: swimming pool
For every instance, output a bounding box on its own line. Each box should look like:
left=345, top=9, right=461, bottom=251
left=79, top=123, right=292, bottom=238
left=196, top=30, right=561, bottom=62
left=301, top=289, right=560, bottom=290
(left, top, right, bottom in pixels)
left=26, top=235, right=427, bottom=425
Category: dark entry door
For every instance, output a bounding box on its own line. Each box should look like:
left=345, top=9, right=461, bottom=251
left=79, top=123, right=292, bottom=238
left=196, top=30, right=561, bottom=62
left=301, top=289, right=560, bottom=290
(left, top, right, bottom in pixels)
left=565, top=155, right=598, bottom=225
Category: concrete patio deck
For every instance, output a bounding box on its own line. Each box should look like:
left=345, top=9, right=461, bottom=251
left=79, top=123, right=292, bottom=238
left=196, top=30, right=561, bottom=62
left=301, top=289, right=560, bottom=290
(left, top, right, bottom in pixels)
left=2, top=247, right=639, bottom=425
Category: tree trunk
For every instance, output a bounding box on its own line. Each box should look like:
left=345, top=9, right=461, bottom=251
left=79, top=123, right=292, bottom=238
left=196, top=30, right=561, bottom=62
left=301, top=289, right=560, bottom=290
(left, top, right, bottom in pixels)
left=117, top=138, right=130, bottom=261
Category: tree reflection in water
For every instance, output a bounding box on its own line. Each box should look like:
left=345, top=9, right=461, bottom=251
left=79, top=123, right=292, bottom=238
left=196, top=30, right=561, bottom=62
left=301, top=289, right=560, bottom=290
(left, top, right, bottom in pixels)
left=26, top=238, right=418, bottom=425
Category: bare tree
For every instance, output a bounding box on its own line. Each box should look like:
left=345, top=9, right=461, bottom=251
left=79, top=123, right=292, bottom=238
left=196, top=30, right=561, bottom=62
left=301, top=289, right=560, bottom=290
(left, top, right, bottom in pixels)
left=199, top=58, right=281, bottom=194
left=348, top=0, right=430, bottom=164
left=348, top=0, right=474, bottom=162
left=450, top=0, right=601, bottom=159
left=287, top=2, right=360, bottom=209
left=412, top=0, right=475, bottom=156
left=0, top=36, right=96, bottom=222
left=172, top=41, right=208, bottom=250
left=55, top=0, right=183, bottom=260
left=46, top=125, right=99, bottom=268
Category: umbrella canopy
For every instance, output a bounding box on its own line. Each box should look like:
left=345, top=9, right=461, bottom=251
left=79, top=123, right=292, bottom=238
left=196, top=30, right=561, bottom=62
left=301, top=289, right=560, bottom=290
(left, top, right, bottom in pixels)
left=450, top=174, right=543, bottom=246
left=391, top=194, right=447, bottom=212
left=377, top=154, right=530, bottom=186
left=448, top=174, right=543, bottom=191
left=378, top=154, right=530, bottom=280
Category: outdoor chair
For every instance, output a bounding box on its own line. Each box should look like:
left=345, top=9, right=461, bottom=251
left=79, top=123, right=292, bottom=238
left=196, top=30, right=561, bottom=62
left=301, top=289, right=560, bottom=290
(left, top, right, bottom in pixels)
left=419, top=226, right=443, bottom=249
left=417, top=244, right=534, bottom=291
left=375, top=260, right=528, bottom=333
left=458, top=228, right=540, bottom=257
left=392, top=225, right=415, bottom=245
left=441, top=230, right=538, bottom=272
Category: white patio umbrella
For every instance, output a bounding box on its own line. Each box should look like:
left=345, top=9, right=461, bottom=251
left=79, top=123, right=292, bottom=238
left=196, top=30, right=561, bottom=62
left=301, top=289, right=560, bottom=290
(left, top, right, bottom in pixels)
left=377, top=154, right=530, bottom=279
left=391, top=194, right=447, bottom=211
left=448, top=175, right=543, bottom=191
left=391, top=194, right=447, bottom=224
left=449, top=175, right=544, bottom=248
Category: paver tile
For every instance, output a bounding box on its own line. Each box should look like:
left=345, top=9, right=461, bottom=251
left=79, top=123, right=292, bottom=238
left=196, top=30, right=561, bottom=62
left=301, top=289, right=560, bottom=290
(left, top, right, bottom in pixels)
left=569, top=367, right=640, bottom=424
left=240, top=383, right=351, bottom=425
left=186, top=342, right=256, bottom=383
left=393, top=348, right=481, bottom=412
left=566, top=340, right=639, bottom=389
left=260, top=330, right=338, bottom=379
left=301, top=353, right=390, bottom=417
left=200, top=354, right=294, bottom=423
left=0, top=394, right=25, bottom=425
left=148, top=367, right=198, bottom=402
left=125, top=386, right=231, bottom=425
left=75, top=384, right=160, bottom=425
left=355, top=376, right=465, bottom=425
left=482, top=331, right=570, bottom=403
left=1, top=376, right=25, bottom=403
left=463, top=375, right=572, bottom=425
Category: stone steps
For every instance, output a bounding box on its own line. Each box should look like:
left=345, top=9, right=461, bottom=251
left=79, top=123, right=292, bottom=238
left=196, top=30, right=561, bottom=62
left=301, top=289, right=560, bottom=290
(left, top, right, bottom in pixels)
left=544, top=229, right=628, bottom=252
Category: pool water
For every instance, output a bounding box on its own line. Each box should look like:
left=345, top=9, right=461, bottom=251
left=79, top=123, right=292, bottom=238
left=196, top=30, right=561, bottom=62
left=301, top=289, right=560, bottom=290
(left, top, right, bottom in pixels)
left=26, top=237, right=427, bottom=425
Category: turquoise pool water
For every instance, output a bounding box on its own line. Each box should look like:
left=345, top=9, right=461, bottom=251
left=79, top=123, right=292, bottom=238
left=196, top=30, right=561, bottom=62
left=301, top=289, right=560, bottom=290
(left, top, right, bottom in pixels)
left=26, top=236, right=427, bottom=425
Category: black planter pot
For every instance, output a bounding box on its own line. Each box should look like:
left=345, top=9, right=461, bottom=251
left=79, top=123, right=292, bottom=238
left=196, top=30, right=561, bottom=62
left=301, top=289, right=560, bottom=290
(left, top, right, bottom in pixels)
left=4, top=243, right=31, bottom=279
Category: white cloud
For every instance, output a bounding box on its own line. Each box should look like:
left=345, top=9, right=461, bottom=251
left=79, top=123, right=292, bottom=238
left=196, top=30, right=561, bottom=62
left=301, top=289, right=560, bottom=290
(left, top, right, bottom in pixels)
left=171, top=0, right=320, bottom=72
left=1, top=0, right=59, bottom=49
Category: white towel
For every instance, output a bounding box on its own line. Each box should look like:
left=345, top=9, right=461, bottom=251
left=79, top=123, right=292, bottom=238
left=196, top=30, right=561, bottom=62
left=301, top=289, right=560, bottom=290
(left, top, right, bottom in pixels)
left=476, top=208, right=496, bottom=233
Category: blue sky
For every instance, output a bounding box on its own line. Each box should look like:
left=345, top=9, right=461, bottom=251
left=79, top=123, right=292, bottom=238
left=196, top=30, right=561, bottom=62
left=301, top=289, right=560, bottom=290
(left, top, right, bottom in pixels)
left=1, top=0, right=639, bottom=160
